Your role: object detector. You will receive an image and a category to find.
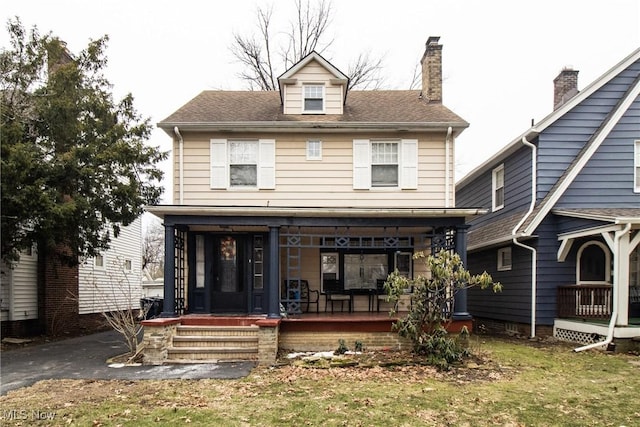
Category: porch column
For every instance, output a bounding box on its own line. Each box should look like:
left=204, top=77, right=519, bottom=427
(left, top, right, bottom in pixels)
left=453, top=225, right=472, bottom=320
left=160, top=223, right=176, bottom=317
left=616, top=229, right=631, bottom=326
left=267, top=226, right=281, bottom=318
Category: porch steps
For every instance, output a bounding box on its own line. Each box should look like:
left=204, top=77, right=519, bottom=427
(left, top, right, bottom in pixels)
left=167, top=325, right=259, bottom=363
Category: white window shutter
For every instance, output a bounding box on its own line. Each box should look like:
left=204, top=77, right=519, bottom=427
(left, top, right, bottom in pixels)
left=258, top=139, right=276, bottom=189
left=400, top=139, right=418, bottom=189
left=210, top=139, right=228, bottom=189
left=353, top=139, right=371, bottom=189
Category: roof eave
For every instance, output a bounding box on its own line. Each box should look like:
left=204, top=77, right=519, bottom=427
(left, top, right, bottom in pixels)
left=158, top=121, right=469, bottom=135
left=146, top=205, right=487, bottom=220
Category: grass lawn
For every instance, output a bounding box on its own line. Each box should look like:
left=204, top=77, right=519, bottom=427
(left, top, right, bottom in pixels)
left=1, top=336, right=639, bottom=426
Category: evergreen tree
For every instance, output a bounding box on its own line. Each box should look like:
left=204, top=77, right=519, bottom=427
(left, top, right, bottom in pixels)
left=1, top=18, right=167, bottom=265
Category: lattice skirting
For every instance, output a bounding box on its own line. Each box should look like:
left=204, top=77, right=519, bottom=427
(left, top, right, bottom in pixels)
left=554, top=328, right=602, bottom=345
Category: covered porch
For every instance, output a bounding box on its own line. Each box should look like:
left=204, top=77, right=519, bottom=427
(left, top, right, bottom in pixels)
left=148, top=206, right=480, bottom=320
left=142, top=205, right=481, bottom=365
left=553, top=211, right=640, bottom=347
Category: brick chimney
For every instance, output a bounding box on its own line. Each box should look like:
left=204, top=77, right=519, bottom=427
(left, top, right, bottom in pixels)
left=553, top=67, right=579, bottom=110
left=420, top=36, right=442, bottom=103
left=47, top=39, right=74, bottom=76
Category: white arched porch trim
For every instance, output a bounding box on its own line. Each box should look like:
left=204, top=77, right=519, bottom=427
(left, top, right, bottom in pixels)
left=576, top=240, right=611, bottom=285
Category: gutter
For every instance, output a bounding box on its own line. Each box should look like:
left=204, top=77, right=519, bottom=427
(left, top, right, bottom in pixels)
left=574, top=223, right=632, bottom=352
left=173, top=126, right=184, bottom=204
left=157, top=121, right=469, bottom=136
left=511, top=136, right=538, bottom=338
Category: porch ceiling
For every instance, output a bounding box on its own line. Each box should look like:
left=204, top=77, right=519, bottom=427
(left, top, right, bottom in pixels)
left=147, top=205, right=485, bottom=228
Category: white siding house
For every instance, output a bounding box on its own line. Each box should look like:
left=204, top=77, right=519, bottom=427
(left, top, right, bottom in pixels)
left=78, top=217, right=143, bottom=314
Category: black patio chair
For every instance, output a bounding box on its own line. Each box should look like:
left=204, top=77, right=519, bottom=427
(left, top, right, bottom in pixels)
left=323, top=279, right=351, bottom=313
left=300, top=280, right=319, bottom=313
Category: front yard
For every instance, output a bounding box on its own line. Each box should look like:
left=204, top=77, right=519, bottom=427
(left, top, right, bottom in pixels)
left=1, top=336, right=639, bottom=426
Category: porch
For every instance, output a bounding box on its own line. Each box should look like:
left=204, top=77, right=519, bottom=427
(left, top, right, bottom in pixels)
left=554, top=284, right=640, bottom=348
left=556, top=284, right=640, bottom=321
left=140, top=313, right=474, bottom=366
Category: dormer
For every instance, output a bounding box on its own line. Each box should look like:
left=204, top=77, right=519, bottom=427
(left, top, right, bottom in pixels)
left=278, top=51, right=349, bottom=115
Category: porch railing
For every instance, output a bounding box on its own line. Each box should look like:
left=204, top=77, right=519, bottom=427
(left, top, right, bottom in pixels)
left=557, top=284, right=612, bottom=320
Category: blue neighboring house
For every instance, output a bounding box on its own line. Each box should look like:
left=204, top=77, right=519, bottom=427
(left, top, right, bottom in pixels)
left=456, top=47, right=640, bottom=350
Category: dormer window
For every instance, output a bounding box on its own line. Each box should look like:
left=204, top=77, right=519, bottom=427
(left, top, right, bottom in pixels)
left=303, top=85, right=324, bottom=113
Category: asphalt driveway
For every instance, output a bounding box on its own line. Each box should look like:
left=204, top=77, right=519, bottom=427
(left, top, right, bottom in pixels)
left=0, top=329, right=256, bottom=395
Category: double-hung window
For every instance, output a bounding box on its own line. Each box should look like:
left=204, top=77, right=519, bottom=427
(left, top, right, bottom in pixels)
left=229, top=141, right=258, bottom=187
left=371, top=141, right=399, bottom=187
left=353, top=139, right=417, bottom=190
left=492, top=164, right=505, bottom=211
left=303, top=85, right=324, bottom=113
left=210, top=139, right=275, bottom=189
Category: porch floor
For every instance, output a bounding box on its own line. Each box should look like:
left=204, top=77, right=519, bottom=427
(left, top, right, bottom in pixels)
left=177, top=312, right=473, bottom=334
left=559, top=316, right=640, bottom=326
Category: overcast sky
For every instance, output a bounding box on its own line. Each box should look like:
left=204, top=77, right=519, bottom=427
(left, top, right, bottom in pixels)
left=3, top=0, right=640, bottom=204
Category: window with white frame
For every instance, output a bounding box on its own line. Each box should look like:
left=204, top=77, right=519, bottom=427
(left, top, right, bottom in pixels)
left=124, top=259, right=133, bottom=272
left=578, top=241, right=610, bottom=284
left=371, top=141, right=399, bottom=187
left=635, top=140, right=640, bottom=192
left=497, top=247, right=512, bottom=271
left=492, top=164, right=505, bottom=211
left=94, top=253, right=105, bottom=269
left=307, top=140, right=322, bottom=160
left=229, top=141, right=258, bottom=186
left=353, top=139, right=417, bottom=190
left=211, top=139, right=275, bottom=190
left=303, top=85, right=324, bottom=112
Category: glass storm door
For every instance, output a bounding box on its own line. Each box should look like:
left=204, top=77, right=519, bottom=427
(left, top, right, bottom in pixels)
left=211, top=235, right=247, bottom=313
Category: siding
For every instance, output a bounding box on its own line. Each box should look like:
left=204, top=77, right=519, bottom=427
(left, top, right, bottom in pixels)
left=457, top=144, right=533, bottom=229
left=78, top=218, right=142, bottom=314
left=283, top=60, right=344, bottom=114
left=467, top=244, right=533, bottom=324
left=534, top=217, right=574, bottom=325
left=555, top=215, right=609, bottom=234
left=557, top=96, right=640, bottom=207
left=0, top=249, right=38, bottom=322
left=537, top=60, right=640, bottom=200
left=175, top=131, right=450, bottom=208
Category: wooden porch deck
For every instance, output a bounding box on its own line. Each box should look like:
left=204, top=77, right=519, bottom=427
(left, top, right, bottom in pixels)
left=177, top=312, right=473, bottom=334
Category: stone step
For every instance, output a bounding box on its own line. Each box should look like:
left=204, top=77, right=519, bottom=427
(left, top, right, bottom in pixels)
left=167, top=346, right=258, bottom=362
left=172, top=335, right=258, bottom=348
left=175, top=325, right=259, bottom=337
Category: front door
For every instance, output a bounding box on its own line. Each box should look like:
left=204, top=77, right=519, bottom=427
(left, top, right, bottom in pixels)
left=210, top=235, right=247, bottom=313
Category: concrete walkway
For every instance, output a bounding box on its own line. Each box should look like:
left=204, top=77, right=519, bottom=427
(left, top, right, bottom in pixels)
left=0, top=330, right=256, bottom=395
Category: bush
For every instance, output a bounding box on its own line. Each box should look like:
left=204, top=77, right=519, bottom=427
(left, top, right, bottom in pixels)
left=384, top=250, right=500, bottom=369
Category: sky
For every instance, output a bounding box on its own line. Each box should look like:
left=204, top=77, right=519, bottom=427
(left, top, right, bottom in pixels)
left=3, top=0, right=640, bottom=208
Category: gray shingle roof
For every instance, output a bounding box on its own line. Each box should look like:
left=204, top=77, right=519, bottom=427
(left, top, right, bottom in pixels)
left=158, top=90, right=468, bottom=127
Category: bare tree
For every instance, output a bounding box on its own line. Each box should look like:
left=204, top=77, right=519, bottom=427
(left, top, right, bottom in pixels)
left=347, top=50, right=384, bottom=91
left=231, top=0, right=384, bottom=91
left=142, top=220, right=164, bottom=279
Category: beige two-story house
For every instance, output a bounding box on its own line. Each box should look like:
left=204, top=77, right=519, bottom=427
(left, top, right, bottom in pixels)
left=149, top=37, right=481, bottom=321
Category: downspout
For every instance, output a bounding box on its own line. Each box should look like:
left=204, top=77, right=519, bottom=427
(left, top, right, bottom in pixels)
left=511, top=136, right=537, bottom=338
left=574, top=223, right=631, bottom=352
left=445, top=127, right=452, bottom=208
left=173, top=126, right=184, bottom=204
